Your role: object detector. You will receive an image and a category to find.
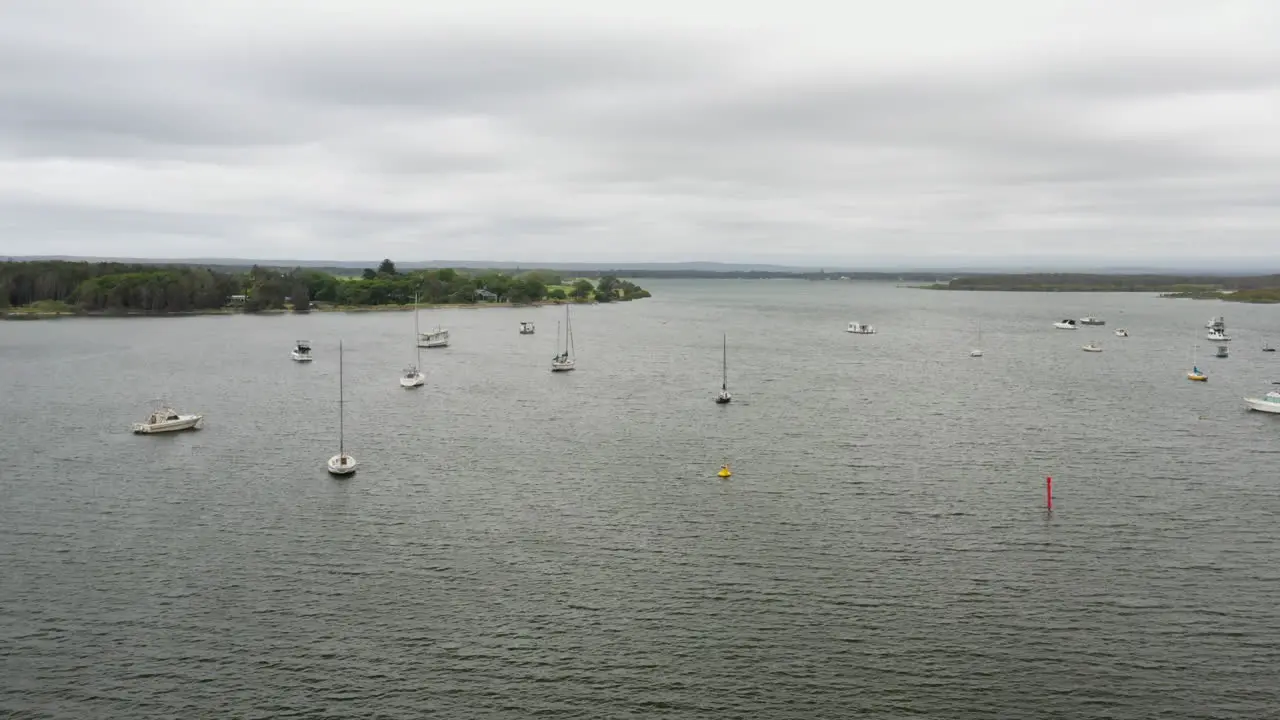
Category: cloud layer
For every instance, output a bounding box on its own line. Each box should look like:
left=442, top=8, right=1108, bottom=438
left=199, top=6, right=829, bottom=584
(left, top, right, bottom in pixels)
left=3, top=0, right=1279, bottom=264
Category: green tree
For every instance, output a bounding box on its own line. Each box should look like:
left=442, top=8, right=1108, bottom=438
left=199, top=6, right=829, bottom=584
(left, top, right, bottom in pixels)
left=570, top=279, right=594, bottom=300
left=377, top=258, right=397, bottom=276
left=547, top=287, right=566, bottom=300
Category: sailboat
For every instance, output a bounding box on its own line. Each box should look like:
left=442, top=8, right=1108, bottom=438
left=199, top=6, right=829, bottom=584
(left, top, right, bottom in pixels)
left=970, top=321, right=984, bottom=357
left=327, top=340, right=358, bottom=476
left=716, top=334, right=732, bottom=403
left=400, top=294, right=426, bottom=388
left=551, top=304, right=576, bottom=372
left=1187, top=345, right=1208, bottom=382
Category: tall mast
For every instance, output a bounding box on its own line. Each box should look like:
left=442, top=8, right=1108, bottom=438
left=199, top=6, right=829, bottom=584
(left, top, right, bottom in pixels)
left=722, top=334, right=727, bottom=390
left=338, top=340, right=344, bottom=456
left=413, top=292, right=421, bottom=367
left=566, top=304, right=574, bottom=358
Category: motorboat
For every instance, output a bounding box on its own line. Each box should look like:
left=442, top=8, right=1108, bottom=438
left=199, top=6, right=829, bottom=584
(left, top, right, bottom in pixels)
left=519, top=321, right=535, bottom=335
left=418, top=327, right=450, bottom=348
left=1082, top=342, right=1103, bottom=352
left=846, top=322, right=876, bottom=334
left=1215, top=345, right=1229, bottom=358
left=1054, top=319, right=1078, bottom=330
left=1207, top=317, right=1229, bottom=342
left=1079, top=316, right=1106, bottom=326
left=291, top=340, right=313, bottom=362
left=132, top=407, right=203, bottom=434
left=1244, top=390, right=1280, bottom=414
left=1114, top=329, right=1128, bottom=337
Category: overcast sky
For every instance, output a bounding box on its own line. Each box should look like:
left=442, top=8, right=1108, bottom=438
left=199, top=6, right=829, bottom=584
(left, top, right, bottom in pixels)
left=3, top=0, right=1279, bottom=265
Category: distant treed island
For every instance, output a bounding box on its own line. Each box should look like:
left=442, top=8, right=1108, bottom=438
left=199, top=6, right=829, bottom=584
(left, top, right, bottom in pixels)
left=925, top=273, right=1280, bottom=303
left=0, top=259, right=651, bottom=318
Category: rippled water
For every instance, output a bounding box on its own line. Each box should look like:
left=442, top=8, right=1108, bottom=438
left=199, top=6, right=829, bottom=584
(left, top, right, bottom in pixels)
left=2, top=280, right=1279, bottom=718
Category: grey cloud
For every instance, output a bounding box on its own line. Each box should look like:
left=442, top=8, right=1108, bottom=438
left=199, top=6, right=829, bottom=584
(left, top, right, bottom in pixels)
left=2, top=1, right=1279, bottom=263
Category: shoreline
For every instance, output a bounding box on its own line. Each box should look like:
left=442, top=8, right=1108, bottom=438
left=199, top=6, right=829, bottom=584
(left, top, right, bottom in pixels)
left=2, top=298, right=629, bottom=320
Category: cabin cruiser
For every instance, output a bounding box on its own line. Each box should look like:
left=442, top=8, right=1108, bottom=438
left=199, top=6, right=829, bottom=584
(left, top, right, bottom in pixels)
left=418, top=327, right=450, bottom=348
left=132, top=407, right=203, bottom=434
left=1244, top=390, right=1280, bottom=414
left=291, top=340, right=313, bottom=362
left=519, top=321, right=535, bottom=335
left=1054, top=319, right=1078, bottom=330
left=1207, top=317, right=1230, bottom=342
left=1079, top=316, right=1105, bottom=326
left=846, top=322, right=876, bottom=334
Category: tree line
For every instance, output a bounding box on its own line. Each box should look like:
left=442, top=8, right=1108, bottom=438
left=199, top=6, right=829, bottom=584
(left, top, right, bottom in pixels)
left=1, top=259, right=651, bottom=314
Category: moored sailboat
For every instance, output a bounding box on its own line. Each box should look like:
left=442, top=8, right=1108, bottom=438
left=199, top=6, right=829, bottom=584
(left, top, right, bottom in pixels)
left=328, top=340, right=357, bottom=476
left=400, top=294, right=425, bottom=388
left=551, top=305, right=576, bottom=372
left=716, top=333, right=732, bottom=403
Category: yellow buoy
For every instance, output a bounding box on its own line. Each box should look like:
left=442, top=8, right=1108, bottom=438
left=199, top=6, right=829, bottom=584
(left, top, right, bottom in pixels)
left=718, top=464, right=732, bottom=478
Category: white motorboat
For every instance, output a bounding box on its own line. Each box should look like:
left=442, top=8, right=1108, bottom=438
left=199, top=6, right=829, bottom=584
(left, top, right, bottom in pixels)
left=291, top=340, right=313, bottom=362
left=132, top=406, right=203, bottom=434
left=1207, top=317, right=1229, bottom=341
left=1114, top=329, right=1128, bottom=337
left=418, top=327, right=449, bottom=348
left=328, top=340, right=357, bottom=476
left=846, top=322, right=876, bottom=334
left=1244, top=390, right=1280, bottom=414
left=551, top=305, right=576, bottom=372
left=715, top=333, right=732, bottom=404
left=1079, top=316, right=1106, bottom=326
left=519, top=321, right=535, bottom=335
left=1082, top=342, right=1103, bottom=352
left=1054, top=319, right=1078, bottom=329
left=401, top=295, right=426, bottom=388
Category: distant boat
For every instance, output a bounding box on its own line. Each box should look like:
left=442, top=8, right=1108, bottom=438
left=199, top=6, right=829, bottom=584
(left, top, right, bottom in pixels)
left=716, top=334, right=732, bottom=404
left=132, top=406, right=203, bottom=434
left=551, top=305, right=576, bottom=372
left=1054, top=319, right=1078, bottom=330
left=328, top=341, right=357, bottom=476
left=291, top=340, right=313, bottom=362
left=1207, top=316, right=1229, bottom=342
left=970, top=321, right=983, bottom=357
left=1188, top=345, right=1207, bottom=381
left=519, top=321, right=535, bottom=335
left=1082, top=341, right=1103, bottom=352
left=846, top=322, right=876, bottom=334
left=400, top=294, right=425, bottom=388
left=1079, top=316, right=1106, bottom=326
left=1263, top=341, right=1275, bottom=352
left=1114, top=329, right=1128, bottom=337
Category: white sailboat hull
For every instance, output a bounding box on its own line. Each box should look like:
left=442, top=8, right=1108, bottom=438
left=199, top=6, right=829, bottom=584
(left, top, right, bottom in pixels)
left=291, top=351, right=313, bottom=362
left=132, top=415, right=203, bottom=434
left=400, top=372, right=425, bottom=388
left=327, top=453, right=357, bottom=475
left=969, top=349, right=984, bottom=357
left=1082, top=345, right=1102, bottom=352
left=551, top=360, right=576, bottom=372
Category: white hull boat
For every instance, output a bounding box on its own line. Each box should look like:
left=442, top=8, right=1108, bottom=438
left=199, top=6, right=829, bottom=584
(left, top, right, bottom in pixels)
left=291, top=340, right=313, bottom=362
left=1082, top=342, right=1103, bottom=352
left=1054, top=319, right=1078, bottom=329
left=1244, top=391, right=1280, bottom=414
left=328, top=453, right=358, bottom=475
left=551, top=305, right=576, bottom=372
left=328, top=340, right=356, bottom=476
left=846, top=322, right=876, bottom=334
left=418, top=328, right=449, bottom=348
left=1207, top=331, right=1231, bottom=342
left=1114, top=329, right=1128, bottom=337
left=1079, top=316, right=1105, bottom=326
left=402, top=295, right=426, bottom=388
left=519, top=322, right=535, bottom=335
left=132, top=407, right=203, bottom=434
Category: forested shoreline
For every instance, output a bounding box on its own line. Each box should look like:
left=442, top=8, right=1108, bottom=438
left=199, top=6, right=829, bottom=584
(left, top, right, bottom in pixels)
left=926, top=273, right=1280, bottom=302
left=1, top=259, right=651, bottom=317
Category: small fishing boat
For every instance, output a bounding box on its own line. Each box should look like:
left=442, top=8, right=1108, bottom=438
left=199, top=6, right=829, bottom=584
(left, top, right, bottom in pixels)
left=132, top=406, right=203, bottom=434
left=519, top=321, right=535, bottom=335
left=291, top=340, right=313, bottom=362
left=1082, top=342, right=1102, bottom=352
left=846, top=322, right=876, bottom=334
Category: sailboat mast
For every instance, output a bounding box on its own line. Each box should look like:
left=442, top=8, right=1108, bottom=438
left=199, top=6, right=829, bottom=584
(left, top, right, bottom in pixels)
left=567, top=304, right=574, bottom=357
left=338, top=340, right=344, bottom=456
left=413, top=292, right=421, bottom=366
left=722, top=334, right=727, bottom=390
